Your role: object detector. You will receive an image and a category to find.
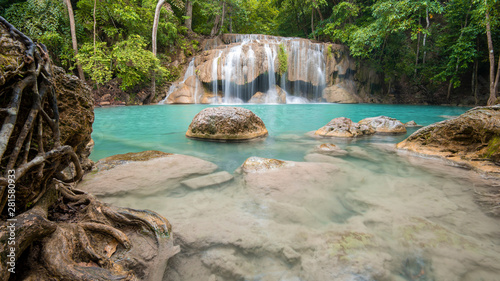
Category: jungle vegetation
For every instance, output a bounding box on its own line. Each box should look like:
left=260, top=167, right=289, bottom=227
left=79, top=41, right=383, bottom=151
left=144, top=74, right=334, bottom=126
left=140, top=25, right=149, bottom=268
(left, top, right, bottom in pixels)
left=1, top=0, right=499, bottom=104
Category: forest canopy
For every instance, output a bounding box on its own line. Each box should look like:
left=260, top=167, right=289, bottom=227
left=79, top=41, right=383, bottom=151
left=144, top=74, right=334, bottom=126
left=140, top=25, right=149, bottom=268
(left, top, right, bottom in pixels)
left=1, top=0, right=499, bottom=104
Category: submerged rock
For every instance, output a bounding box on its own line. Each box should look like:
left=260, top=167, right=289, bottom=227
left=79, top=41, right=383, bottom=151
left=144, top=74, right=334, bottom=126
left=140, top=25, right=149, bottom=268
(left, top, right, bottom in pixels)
left=186, top=107, right=268, bottom=141
left=240, top=156, right=290, bottom=173
left=405, top=120, right=420, bottom=127
left=315, top=117, right=375, bottom=138
left=96, top=150, right=173, bottom=171
left=313, top=143, right=348, bottom=156
left=358, top=116, right=407, bottom=134
left=181, top=171, right=234, bottom=189
left=397, top=105, right=500, bottom=175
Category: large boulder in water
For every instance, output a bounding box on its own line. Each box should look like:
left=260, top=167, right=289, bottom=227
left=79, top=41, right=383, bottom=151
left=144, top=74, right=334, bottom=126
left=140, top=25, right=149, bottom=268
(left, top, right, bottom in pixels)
left=396, top=105, right=500, bottom=175
left=322, top=85, right=361, bottom=104
left=186, top=107, right=268, bottom=141
left=358, top=116, right=407, bottom=134
left=315, top=117, right=375, bottom=138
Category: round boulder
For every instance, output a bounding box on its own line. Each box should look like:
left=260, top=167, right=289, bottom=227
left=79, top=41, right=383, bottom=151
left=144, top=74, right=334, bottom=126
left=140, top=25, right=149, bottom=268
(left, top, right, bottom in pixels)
left=186, top=107, right=268, bottom=141
left=315, top=117, right=375, bottom=138
left=358, top=116, right=407, bottom=134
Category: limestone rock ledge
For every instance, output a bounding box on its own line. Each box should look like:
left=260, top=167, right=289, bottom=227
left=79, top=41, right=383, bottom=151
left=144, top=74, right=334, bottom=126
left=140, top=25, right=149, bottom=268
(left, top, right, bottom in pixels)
left=396, top=105, right=500, bottom=176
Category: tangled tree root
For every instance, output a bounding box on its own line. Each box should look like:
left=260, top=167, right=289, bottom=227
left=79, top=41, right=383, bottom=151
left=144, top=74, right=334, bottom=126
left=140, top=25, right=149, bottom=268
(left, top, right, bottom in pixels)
left=0, top=17, right=178, bottom=280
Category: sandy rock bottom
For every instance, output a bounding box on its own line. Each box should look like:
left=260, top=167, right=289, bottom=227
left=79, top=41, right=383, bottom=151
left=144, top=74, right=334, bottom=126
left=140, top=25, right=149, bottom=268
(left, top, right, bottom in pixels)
left=80, top=147, right=500, bottom=281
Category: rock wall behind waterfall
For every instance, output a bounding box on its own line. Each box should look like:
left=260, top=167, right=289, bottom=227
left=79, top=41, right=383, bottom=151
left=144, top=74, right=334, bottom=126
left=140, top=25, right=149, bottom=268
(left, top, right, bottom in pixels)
left=162, top=34, right=384, bottom=104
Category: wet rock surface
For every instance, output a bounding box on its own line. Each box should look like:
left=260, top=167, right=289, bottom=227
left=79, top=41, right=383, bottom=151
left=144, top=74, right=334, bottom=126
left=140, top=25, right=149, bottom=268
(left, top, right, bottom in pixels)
left=397, top=105, right=500, bottom=176
left=186, top=107, right=268, bottom=141
left=81, top=149, right=500, bottom=281
left=358, top=116, right=407, bottom=134
left=313, top=143, right=349, bottom=156
left=315, top=117, right=375, bottom=138
left=80, top=151, right=218, bottom=196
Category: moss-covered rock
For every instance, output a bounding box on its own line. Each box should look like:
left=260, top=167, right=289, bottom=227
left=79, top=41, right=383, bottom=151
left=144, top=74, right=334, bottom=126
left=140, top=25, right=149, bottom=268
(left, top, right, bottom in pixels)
left=397, top=105, right=500, bottom=176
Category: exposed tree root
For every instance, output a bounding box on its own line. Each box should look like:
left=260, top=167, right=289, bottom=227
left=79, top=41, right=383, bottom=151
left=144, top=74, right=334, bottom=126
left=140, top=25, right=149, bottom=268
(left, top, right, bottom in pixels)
left=0, top=17, right=178, bottom=280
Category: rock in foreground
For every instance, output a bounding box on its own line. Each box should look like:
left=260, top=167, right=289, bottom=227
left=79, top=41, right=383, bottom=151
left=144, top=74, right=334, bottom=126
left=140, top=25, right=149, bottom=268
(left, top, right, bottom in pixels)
left=186, top=107, right=268, bottom=141
left=315, top=117, right=375, bottom=138
left=80, top=151, right=218, bottom=196
left=397, top=105, right=500, bottom=175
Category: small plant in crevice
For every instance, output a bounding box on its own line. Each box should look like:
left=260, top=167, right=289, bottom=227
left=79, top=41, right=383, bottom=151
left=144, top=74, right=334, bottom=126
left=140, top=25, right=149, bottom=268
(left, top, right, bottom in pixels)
left=278, top=43, right=288, bottom=75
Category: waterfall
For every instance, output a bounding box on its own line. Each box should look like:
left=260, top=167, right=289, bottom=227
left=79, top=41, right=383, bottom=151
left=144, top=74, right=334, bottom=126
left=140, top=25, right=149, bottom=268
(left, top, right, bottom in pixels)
left=212, top=51, right=223, bottom=102
left=161, top=34, right=346, bottom=105
left=248, top=46, right=256, bottom=98
left=264, top=44, right=278, bottom=103
left=222, top=45, right=244, bottom=104
left=159, top=58, right=195, bottom=104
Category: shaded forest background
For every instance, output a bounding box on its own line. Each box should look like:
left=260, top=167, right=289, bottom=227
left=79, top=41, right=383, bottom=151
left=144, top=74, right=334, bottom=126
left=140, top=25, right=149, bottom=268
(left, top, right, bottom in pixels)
left=1, top=0, right=499, bottom=105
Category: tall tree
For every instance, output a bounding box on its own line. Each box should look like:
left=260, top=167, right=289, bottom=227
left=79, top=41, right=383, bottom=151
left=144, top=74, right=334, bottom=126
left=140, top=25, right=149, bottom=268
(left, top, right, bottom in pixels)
left=152, top=0, right=166, bottom=97
left=63, top=0, right=85, bottom=80
left=185, top=0, right=193, bottom=31
left=485, top=0, right=499, bottom=105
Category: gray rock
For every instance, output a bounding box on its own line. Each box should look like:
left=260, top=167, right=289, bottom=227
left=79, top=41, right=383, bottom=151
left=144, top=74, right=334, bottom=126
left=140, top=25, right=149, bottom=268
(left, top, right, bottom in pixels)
left=358, top=116, right=407, bottom=134
left=181, top=171, right=234, bottom=189
left=315, top=117, right=375, bottom=138
left=186, top=107, right=268, bottom=141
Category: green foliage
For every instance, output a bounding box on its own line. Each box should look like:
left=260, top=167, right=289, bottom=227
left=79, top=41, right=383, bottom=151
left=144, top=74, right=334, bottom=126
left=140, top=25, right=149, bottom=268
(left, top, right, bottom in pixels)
left=485, top=136, right=500, bottom=158
left=2, top=0, right=77, bottom=68
left=278, top=43, right=288, bottom=75
left=76, top=42, right=112, bottom=85
left=113, top=35, right=166, bottom=90
left=323, top=2, right=360, bottom=44
left=77, top=35, right=167, bottom=90
left=231, top=0, right=279, bottom=35
left=327, top=45, right=333, bottom=59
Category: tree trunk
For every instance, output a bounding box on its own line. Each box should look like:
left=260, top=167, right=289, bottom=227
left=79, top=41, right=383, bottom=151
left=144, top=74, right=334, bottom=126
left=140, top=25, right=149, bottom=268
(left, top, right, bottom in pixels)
left=152, top=0, right=165, bottom=100
left=311, top=0, right=323, bottom=21
left=473, top=54, right=479, bottom=105
left=210, top=1, right=224, bottom=37
left=185, top=0, right=193, bottom=32
left=415, top=17, right=421, bottom=76
left=64, top=0, right=84, bottom=80
left=422, top=7, right=430, bottom=65
left=228, top=8, right=232, bottom=33
left=311, top=8, right=315, bottom=40
left=217, top=1, right=226, bottom=36
left=486, top=7, right=498, bottom=105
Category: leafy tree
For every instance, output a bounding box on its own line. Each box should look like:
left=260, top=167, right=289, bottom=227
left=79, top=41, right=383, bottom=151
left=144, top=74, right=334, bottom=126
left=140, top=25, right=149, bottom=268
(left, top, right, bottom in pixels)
left=113, top=35, right=167, bottom=90
left=2, top=0, right=79, bottom=69
left=75, top=41, right=112, bottom=85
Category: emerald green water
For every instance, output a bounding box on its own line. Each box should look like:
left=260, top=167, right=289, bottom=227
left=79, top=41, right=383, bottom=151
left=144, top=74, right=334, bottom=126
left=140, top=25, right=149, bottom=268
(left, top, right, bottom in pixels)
left=91, top=104, right=468, bottom=171
left=88, top=104, right=500, bottom=281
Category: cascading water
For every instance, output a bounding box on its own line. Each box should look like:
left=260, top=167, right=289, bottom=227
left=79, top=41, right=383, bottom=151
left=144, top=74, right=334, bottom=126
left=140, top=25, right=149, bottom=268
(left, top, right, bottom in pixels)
left=212, top=51, right=223, bottom=103
left=159, top=59, right=196, bottom=104
left=247, top=46, right=256, bottom=98
left=264, top=44, right=278, bottom=103
left=160, top=34, right=354, bottom=104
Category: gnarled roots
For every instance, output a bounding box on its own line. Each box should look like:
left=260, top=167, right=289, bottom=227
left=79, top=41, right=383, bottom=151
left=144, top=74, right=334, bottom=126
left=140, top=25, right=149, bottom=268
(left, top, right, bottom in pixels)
left=0, top=17, right=178, bottom=280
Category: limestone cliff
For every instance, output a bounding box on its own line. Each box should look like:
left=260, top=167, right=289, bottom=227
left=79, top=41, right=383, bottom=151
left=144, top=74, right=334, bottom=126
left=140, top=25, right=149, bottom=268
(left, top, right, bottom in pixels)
left=163, top=34, right=383, bottom=104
